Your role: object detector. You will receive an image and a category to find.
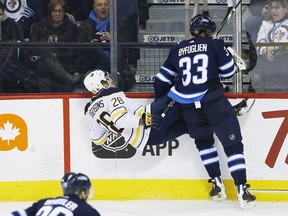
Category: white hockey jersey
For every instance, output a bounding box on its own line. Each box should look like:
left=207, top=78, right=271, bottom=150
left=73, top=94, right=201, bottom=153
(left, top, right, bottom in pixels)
left=256, top=19, right=288, bottom=55
left=85, top=88, right=151, bottom=149
left=3, top=0, right=35, bottom=21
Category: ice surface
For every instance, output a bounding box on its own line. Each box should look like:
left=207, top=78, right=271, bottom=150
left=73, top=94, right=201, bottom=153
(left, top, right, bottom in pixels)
left=1, top=200, right=287, bottom=215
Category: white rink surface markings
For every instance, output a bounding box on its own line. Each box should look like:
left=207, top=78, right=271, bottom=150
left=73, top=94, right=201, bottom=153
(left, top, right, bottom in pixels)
left=1, top=200, right=287, bottom=215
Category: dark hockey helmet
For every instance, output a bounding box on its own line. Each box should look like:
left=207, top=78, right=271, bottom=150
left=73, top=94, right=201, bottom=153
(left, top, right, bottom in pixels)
left=189, top=14, right=216, bottom=36
left=61, top=172, right=91, bottom=197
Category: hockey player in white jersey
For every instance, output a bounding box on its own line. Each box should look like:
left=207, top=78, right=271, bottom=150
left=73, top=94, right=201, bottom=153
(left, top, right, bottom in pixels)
left=83, top=68, right=187, bottom=150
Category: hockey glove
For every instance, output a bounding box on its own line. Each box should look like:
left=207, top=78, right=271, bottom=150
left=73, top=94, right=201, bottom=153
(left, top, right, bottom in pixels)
left=227, top=47, right=247, bottom=71
left=141, top=112, right=152, bottom=128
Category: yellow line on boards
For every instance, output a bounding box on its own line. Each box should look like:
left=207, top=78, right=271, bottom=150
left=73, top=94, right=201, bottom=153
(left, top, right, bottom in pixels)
left=0, top=179, right=287, bottom=202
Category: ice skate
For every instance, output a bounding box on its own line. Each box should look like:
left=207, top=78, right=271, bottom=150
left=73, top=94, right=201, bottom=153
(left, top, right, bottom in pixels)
left=208, top=177, right=227, bottom=201
left=233, top=98, right=255, bottom=116
left=237, top=184, right=256, bottom=209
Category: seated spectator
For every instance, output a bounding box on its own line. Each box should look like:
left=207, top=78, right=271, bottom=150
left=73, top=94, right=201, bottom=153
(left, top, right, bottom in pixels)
left=246, top=0, right=271, bottom=44
left=77, top=0, right=136, bottom=91
left=40, top=0, right=93, bottom=24
left=244, top=1, right=271, bottom=75
left=0, top=1, right=38, bottom=93
left=250, top=0, right=288, bottom=92
left=27, top=0, right=81, bottom=92
left=2, top=0, right=40, bottom=41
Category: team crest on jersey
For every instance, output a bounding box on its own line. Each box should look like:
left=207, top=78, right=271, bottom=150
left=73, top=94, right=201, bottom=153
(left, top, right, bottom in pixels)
left=92, top=132, right=136, bottom=159
left=271, top=26, right=288, bottom=42
left=4, top=0, right=22, bottom=13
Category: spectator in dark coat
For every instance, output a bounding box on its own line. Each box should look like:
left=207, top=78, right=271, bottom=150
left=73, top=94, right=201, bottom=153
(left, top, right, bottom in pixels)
left=1, top=1, right=36, bottom=93
left=28, top=0, right=81, bottom=92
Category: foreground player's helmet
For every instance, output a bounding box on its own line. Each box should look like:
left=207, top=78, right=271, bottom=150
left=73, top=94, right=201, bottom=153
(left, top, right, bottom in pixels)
left=190, top=14, right=216, bottom=36
left=83, top=69, right=110, bottom=94
left=61, top=172, right=91, bottom=197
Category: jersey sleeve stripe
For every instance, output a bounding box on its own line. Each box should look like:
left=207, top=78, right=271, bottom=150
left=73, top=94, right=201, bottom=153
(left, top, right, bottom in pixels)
left=92, top=131, right=109, bottom=145
left=155, top=73, right=172, bottom=84
left=219, top=66, right=236, bottom=78
left=130, top=106, right=146, bottom=147
left=134, top=105, right=145, bottom=117
left=111, top=107, right=127, bottom=123
left=92, top=137, right=106, bottom=145
left=161, top=66, right=178, bottom=76
left=219, top=58, right=234, bottom=70
left=131, top=126, right=142, bottom=146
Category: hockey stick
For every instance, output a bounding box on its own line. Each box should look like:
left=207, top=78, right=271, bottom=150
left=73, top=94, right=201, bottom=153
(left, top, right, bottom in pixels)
left=212, top=0, right=242, bottom=39
left=161, top=100, right=175, bottom=118
left=213, top=0, right=247, bottom=71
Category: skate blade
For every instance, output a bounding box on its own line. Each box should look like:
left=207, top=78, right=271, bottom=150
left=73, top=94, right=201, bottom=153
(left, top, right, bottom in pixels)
left=211, top=193, right=227, bottom=201
left=241, top=201, right=256, bottom=210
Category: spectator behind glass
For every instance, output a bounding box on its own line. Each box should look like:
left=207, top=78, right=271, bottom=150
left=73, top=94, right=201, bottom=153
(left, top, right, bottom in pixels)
left=77, top=0, right=136, bottom=92
left=39, top=0, right=93, bottom=23
left=245, top=0, right=271, bottom=44
left=244, top=1, right=271, bottom=76
left=2, top=0, right=40, bottom=41
left=250, top=0, right=288, bottom=92
left=28, top=0, right=81, bottom=92
left=0, top=1, right=37, bottom=93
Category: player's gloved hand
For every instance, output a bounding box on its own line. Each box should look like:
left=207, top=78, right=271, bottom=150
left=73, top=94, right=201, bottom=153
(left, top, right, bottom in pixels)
left=141, top=112, right=152, bottom=128
left=227, top=47, right=247, bottom=71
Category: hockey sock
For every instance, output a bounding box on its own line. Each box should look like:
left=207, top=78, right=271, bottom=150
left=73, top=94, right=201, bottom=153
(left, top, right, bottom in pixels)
left=227, top=154, right=247, bottom=186
left=198, top=146, right=221, bottom=178
left=224, top=142, right=247, bottom=185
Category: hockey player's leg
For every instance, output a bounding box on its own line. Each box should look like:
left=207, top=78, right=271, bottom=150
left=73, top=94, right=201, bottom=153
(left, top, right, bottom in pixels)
left=185, top=107, right=227, bottom=202
left=196, top=139, right=227, bottom=201
left=224, top=143, right=256, bottom=209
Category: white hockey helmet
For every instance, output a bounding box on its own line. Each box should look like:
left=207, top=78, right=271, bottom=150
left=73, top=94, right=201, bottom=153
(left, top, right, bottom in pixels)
left=83, top=69, right=111, bottom=94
